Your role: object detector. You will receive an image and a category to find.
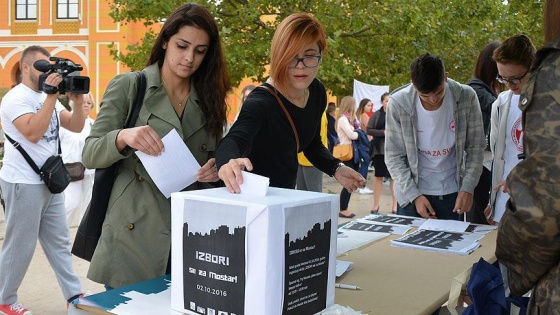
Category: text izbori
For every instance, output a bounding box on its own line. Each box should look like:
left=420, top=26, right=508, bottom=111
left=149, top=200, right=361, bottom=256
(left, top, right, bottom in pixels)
left=195, top=251, right=230, bottom=266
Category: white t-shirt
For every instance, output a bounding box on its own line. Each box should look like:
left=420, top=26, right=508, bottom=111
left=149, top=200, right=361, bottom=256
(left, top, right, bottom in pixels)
left=416, top=84, right=458, bottom=195
left=60, top=117, right=95, bottom=175
left=494, top=94, right=523, bottom=222
left=0, top=83, right=66, bottom=184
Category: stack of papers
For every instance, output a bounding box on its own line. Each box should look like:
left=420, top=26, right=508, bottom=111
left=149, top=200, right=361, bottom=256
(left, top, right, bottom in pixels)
left=363, top=214, right=426, bottom=227
left=337, top=229, right=389, bottom=255
left=390, top=229, right=483, bottom=255
left=418, top=219, right=470, bottom=233
left=465, top=224, right=497, bottom=234
left=340, top=220, right=412, bottom=235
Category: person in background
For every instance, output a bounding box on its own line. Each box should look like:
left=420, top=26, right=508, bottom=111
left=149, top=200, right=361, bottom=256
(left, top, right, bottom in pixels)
left=60, top=93, right=96, bottom=227
left=385, top=53, right=484, bottom=220
left=466, top=41, right=505, bottom=224
left=82, top=3, right=229, bottom=289
left=216, top=13, right=365, bottom=196
left=326, top=102, right=338, bottom=153
left=296, top=112, right=328, bottom=192
left=485, top=35, right=536, bottom=225
left=496, top=1, right=560, bottom=312
left=336, top=96, right=361, bottom=218
left=356, top=98, right=373, bottom=136
left=367, top=92, right=397, bottom=214
left=0, top=45, right=85, bottom=315
left=354, top=98, right=373, bottom=194
left=233, top=84, right=256, bottom=123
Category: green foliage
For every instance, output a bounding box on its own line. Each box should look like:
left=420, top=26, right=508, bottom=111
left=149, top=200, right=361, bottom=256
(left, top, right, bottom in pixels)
left=108, top=0, right=544, bottom=97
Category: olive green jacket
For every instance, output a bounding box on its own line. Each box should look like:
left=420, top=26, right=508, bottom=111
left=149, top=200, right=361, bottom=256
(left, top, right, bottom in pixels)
left=496, top=37, right=560, bottom=314
left=82, top=63, right=217, bottom=288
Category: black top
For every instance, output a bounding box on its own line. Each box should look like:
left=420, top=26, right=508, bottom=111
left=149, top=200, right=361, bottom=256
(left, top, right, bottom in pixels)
left=216, top=79, right=340, bottom=188
left=467, top=78, right=497, bottom=141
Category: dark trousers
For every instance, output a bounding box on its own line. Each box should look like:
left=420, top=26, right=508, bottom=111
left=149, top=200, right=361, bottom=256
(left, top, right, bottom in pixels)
left=340, top=159, right=359, bottom=211
left=467, top=167, right=492, bottom=224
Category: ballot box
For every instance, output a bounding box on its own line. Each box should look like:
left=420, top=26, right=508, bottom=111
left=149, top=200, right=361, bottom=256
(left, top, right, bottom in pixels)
left=171, top=187, right=338, bottom=315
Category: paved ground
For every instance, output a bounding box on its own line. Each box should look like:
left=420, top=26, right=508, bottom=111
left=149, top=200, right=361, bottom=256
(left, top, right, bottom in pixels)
left=0, top=172, right=395, bottom=314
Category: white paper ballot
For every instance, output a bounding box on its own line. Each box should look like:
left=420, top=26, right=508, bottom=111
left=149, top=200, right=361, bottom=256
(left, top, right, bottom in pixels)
left=239, top=171, right=269, bottom=196
left=418, top=218, right=470, bottom=233
left=135, top=129, right=200, bottom=198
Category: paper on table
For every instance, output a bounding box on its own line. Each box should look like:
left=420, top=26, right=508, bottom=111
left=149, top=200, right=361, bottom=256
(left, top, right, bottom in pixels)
left=419, top=218, right=470, bottom=233
left=335, top=260, right=354, bottom=277
left=239, top=170, right=269, bottom=196
left=336, top=229, right=389, bottom=255
left=345, top=220, right=412, bottom=235
left=135, top=129, right=200, bottom=198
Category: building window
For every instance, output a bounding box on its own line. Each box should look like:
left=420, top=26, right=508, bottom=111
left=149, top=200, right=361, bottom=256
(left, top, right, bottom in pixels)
left=16, top=0, right=37, bottom=20
left=57, top=0, right=79, bottom=19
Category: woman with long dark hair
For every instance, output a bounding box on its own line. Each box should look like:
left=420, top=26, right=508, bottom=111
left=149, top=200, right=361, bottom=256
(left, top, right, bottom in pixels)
left=82, top=3, right=230, bottom=288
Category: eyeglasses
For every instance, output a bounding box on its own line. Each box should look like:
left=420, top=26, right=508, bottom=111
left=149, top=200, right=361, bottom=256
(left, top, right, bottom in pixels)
left=496, top=71, right=529, bottom=85
left=288, top=55, right=322, bottom=68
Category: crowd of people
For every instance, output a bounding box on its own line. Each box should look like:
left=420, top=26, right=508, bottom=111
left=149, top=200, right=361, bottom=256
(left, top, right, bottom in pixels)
left=1, top=1, right=559, bottom=314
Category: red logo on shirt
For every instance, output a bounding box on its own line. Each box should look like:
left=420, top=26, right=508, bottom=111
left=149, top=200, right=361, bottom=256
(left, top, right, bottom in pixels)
left=449, top=120, right=456, bottom=133
left=511, top=118, right=523, bottom=151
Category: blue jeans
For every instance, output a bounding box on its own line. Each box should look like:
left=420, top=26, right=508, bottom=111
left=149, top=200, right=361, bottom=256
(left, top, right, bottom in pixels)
left=397, top=192, right=462, bottom=221
left=357, top=155, right=371, bottom=180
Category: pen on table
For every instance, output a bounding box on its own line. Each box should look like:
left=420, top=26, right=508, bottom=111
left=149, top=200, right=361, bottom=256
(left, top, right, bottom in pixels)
left=335, top=283, right=361, bottom=290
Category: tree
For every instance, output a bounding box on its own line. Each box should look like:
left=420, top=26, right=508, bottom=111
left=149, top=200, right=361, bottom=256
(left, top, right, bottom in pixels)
left=109, top=0, right=544, bottom=97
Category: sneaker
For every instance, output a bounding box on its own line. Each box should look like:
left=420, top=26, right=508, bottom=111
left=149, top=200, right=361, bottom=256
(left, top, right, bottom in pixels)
left=368, top=165, right=375, bottom=172
left=67, top=293, right=86, bottom=308
left=357, top=187, right=373, bottom=194
left=0, top=303, right=32, bottom=315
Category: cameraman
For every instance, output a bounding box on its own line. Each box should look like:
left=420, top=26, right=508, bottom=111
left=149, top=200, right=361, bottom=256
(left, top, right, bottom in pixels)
left=0, top=45, right=86, bottom=315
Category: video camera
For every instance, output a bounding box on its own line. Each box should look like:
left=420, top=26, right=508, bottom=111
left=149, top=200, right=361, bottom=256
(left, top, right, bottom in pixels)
left=34, top=57, right=90, bottom=94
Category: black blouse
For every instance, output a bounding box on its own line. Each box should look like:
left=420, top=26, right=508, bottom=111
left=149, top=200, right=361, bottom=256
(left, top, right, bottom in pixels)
left=216, top=79, right=340, bottom=188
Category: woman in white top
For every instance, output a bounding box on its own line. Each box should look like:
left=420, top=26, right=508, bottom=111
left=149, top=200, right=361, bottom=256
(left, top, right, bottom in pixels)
left=60, top=93, right=95, bottom=226
left=485, top=35, right=536, bottom=224
left=336, top=96, right=360, bottom=218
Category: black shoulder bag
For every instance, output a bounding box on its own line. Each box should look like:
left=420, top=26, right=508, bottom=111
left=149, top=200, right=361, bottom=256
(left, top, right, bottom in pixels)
left=72, top=71, right=146, bottom=261
left=5, top=115, right=70, bottom=194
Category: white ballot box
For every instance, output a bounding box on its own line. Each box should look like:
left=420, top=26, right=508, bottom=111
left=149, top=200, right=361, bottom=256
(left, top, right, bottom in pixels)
left=171, top=187, right=339, bottom=315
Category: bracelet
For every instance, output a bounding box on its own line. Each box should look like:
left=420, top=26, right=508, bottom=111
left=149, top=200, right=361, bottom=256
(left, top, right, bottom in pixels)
left=332, top=162, right=345, bottom=176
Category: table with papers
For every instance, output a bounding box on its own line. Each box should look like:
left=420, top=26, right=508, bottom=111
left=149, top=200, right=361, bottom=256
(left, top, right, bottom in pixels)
left=71, top=214, right=498, bottom=315
left=335, top=216, right=498, bottom=314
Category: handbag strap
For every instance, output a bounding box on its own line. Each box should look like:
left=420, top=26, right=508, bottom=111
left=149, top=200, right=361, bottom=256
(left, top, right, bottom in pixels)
left=5, top=133, right=42, bottom=175
left=259, top=84, right=300, bottom=152
left=126, top=71, right=146, bottom=129
left=4, top=113, right=62, bottom=176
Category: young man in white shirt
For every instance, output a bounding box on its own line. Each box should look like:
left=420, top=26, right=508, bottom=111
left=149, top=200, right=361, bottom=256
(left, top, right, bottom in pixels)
left=385, top=53, right=485, bottom=220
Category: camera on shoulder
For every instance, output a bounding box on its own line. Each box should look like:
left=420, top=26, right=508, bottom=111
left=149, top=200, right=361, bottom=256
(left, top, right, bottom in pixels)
left=33, top=57, right=90, bottom=94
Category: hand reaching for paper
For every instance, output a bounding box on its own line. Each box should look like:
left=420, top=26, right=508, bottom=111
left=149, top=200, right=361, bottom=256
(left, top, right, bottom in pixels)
left=218, top=158, right=254, bottom=194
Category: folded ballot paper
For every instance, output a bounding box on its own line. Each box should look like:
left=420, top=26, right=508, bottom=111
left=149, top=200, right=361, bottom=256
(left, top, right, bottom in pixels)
left=390, top=229, right=483, bottom=255
left=171, top=187, right=339, bottom=315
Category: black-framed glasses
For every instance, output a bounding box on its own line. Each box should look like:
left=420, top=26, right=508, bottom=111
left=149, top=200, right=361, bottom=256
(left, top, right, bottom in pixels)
left=288, top=55, right=322, bottom=68
left=496, top=70, right=529, bottom=85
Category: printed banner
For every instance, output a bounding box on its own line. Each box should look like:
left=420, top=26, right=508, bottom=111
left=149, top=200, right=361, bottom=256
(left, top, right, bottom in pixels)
left=283, top=202, right=332, bottom=314
left=182, top=201, right=246, bottom=315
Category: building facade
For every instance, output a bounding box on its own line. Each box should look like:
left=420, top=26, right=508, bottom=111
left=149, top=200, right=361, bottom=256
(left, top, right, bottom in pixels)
left=0, top=0, right=153, bottom=116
